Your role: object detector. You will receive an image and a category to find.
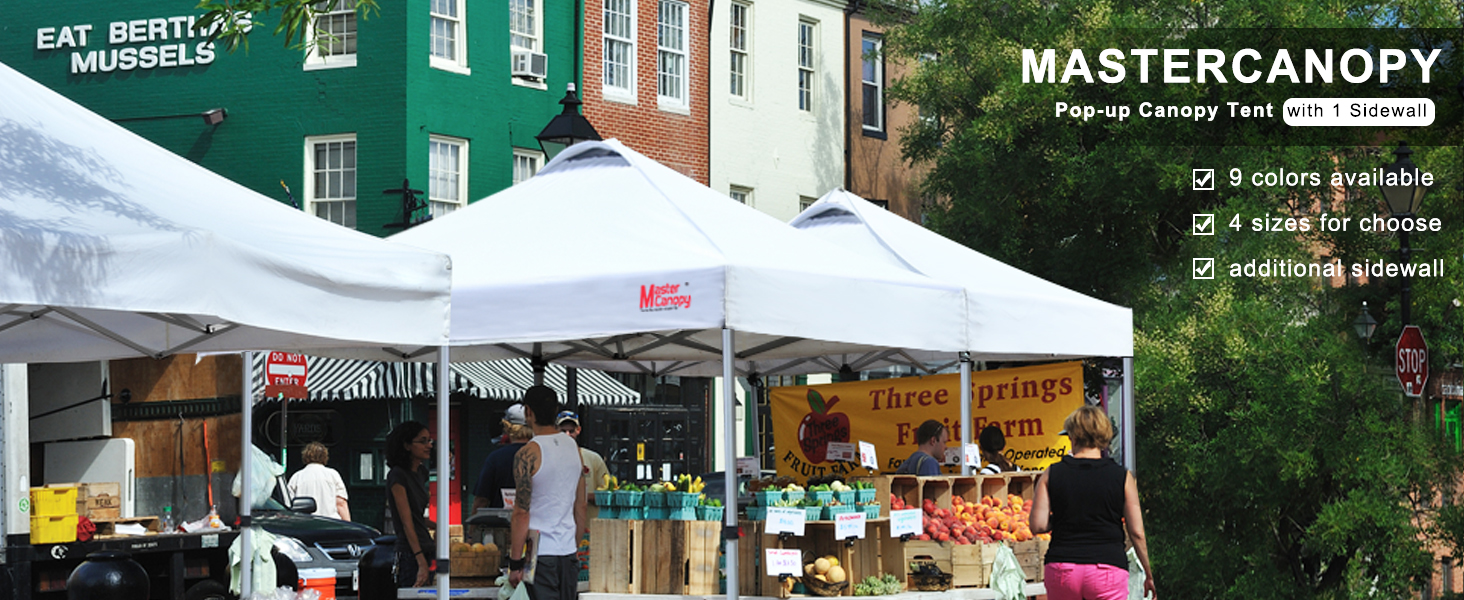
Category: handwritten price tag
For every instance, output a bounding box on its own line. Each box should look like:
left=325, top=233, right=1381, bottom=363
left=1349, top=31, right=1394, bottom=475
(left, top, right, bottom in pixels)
left=964, top=443, right=981, bottom=467
left=826, top=442, right=856, bottom=462
left=767, top=507, right=806, bottom=536
left=859, top=441, right=878, bottom=470
left=766, top=548, right=801, bottom=576
left=835, top=512, right=866, bottom=539
left=890, top=508, right=922, bottom=537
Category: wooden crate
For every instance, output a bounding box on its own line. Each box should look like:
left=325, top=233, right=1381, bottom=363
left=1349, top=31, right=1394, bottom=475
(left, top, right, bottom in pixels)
left=588, top=519, right=642, bottom=594
left=871, top=475, right=919, bottom=518
left=979, top=475, right=1010, bottom=501
left=1005, top=472, right=1038, bottom=503
left=1011, top=539, right=1045, bottom=582
left=950, top=542, right=999, bottom=588
left=950, top=477, right=980, bottom=505
left=881, top=538, right=952, bottom=589
left=449, top=548, right=500, bottom=577
left=636, top=520, right=720, bottom=595
left=919, top=477, right=952, bottom=510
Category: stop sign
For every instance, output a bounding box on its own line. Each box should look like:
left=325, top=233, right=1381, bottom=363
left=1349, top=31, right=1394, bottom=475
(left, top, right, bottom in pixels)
left=265, top=351, right=309, bottom=399
left=1395, top=325, right=1428, bottom=397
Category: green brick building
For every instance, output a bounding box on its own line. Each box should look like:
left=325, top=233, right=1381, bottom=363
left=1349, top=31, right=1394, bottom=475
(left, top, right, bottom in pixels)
left=0, top=0, right=581, bottom=236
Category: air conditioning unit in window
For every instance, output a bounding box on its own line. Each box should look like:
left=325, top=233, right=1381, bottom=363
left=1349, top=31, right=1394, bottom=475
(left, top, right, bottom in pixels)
left=511, top=50, right=548, bottom=80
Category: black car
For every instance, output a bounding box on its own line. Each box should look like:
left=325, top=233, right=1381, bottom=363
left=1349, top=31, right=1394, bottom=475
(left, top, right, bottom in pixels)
left=254, top=495, right=381, bottom=599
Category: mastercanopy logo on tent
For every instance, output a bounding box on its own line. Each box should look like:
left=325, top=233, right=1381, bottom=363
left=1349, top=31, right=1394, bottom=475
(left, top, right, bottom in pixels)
left=639, top=282, right=693, bottom=312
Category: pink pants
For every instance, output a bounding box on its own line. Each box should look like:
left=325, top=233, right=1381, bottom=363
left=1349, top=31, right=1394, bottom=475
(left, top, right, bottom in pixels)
left=1043, top=562, right=1129, bottom=600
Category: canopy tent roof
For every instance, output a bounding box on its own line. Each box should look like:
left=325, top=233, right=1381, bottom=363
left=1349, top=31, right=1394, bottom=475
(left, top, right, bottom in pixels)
left=0, top=62, right=452, bottom=364
left=335, top=140, right=968, bottom=377
left=248, top=355, right=641, bottom=404
left=790, top=189, right=1133, bottom=360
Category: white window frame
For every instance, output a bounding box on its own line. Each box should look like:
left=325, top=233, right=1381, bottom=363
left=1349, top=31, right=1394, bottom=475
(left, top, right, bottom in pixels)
left=428, top=135, right=468, bottom=218
left=603, top=0, right=637, bottom=103
left=657, top=0, right=690, bottom=111
left=512, top=148, right=544, bottom=186
left=862, top=33, right=883, bottom=132
left=728, top=1, right=750, bottom=100
left=510, top=0, right=541, bottom=52
left=304, top=1, right=357, bottom=70
left=430, top=0, right=470, bottom=74
left=797, top=19, right=816, bottom=112
left=729, top=185, right=753, bottom=206
left=304, top=134, right=358, bottom=229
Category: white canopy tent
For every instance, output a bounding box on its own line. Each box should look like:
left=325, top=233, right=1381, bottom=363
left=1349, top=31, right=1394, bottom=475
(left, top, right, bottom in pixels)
left=0, top=62, right=453, bottom=598
left=356, top=139, right=971, bottom=600
left=790, top=188, right=1135, bottom=471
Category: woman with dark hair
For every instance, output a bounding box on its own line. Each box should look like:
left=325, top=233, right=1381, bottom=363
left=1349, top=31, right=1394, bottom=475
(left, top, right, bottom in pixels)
left=386, top=421, right=435, bottom=588
left=1029, top=406, right=1155, bottom=600
left=977, top=424, right=1016, bottom=474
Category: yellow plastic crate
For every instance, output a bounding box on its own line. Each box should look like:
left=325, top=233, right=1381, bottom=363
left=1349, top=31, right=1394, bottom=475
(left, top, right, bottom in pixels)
left=30, top=514, right=78, bottom=544
left=30, top=486, right=78, bottom=517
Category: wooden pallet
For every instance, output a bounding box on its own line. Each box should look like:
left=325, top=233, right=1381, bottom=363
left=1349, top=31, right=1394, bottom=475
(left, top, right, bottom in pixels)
left=91, top=516, right=161, bottom=539
left=588, top=519, right=642, bottom=594
left=636, top=520, right=720, bottom=595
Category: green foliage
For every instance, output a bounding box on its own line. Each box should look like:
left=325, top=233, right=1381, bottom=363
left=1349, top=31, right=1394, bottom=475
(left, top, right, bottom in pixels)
left=193, top=0, right=379, bottom=53
left=872, top=0, right=1464, bottom=597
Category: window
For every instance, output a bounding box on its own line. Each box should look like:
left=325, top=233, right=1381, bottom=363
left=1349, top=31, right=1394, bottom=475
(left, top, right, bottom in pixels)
left=603, top=0, right=636, bottom=99
left=729, top=185, right=752, bottom=205
left=306, top=135, right=357, bottom=228
left=728, top=2, right=749, bottom=98
left=305, top=1, right=356, bottom=69
left=428, top=136, right=467, bottom=218
left=431, top=0, right=468, bottom=73
left=799, top=195, right=816, bottom=211
left=657, top=1, right=689, bottom=107
left=797, top=20, right=816, bottom=112
left=861, top=33, right=883, bottom=132
left=512, top=149, right=543, bottom=185
left=510, top=0, right=539, bottom=51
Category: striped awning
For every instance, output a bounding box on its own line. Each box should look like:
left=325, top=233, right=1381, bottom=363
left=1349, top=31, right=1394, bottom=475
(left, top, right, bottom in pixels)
left=453, top=360, right=641, bottom=405
left=250, top=355, right=639, bottom=404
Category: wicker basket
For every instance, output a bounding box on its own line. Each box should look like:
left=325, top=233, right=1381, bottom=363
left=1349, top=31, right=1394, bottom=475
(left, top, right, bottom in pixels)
left=801, top=576, right=850, bottom=597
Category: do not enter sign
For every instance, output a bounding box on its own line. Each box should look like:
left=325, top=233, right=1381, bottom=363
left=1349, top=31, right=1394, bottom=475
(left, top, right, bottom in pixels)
left=265, top=352, right=308, bottom=399
left=1395, top=326, right=1428, bottom=398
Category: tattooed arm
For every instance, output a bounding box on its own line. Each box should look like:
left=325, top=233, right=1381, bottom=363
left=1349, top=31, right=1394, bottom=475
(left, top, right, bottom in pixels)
left=508, top=441, right=540, bottom=585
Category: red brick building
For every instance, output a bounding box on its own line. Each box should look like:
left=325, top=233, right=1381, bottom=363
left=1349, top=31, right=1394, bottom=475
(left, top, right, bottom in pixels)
left=583, top=0, right=710, bottom=183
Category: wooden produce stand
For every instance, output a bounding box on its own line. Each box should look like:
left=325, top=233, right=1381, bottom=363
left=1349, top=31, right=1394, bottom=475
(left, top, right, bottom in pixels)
left=588, top=518, right=719, bottom=595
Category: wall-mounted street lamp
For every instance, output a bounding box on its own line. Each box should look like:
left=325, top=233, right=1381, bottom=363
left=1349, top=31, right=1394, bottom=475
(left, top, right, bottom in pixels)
left=114, top=108, right=228, bottom=127
left=1378, top=143, right=1431, bottom=325
left=535, top=83, right=601, bottom=161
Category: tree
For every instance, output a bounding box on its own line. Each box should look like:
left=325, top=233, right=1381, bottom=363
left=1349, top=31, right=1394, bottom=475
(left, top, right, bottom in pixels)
left=871, top=0, right=1464, bottom=596
left=193, top=0, right=377, bottom=53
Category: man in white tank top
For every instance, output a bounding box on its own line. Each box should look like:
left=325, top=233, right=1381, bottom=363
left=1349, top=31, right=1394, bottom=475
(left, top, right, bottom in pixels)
left=508, top=386, right=587, bottom=600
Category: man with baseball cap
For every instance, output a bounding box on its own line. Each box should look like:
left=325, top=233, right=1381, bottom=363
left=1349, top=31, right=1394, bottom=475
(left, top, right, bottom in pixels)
left=557, top=411, right=608, bottom=519
left=472, top=403, right=533, bottom=510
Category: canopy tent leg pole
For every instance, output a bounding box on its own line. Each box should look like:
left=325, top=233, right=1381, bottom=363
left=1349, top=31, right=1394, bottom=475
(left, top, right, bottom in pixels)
left=240, top=351, right=255, bottom=599
left=437, top=346, right=451, bottom=600
left=959, top=352, right=972, bottom=475
left=1122, top=357, right=1135, bottom=472
left=722, top=328, right=739, bottom=600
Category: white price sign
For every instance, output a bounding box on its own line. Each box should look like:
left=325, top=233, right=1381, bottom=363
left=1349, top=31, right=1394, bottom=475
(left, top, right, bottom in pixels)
left=859, top=441, right=878, bottom=470
left=890, top=509, right=922, bottom=537
left=835, top=512, right=866, bottom=540
left=944, top=447, right=961, bottom=465
left=765, top=548, right=802, bottom=576
left=826, top=441, right=856, bottom=462
left=766, top=507, right=806, bottom=536
left=964, top=443, right=981, bottom=467
left=736, top=457, right=759, bottom=477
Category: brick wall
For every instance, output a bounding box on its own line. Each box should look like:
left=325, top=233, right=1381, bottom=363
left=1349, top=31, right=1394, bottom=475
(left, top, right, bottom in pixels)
left=583, top=0, right=710, bottom=184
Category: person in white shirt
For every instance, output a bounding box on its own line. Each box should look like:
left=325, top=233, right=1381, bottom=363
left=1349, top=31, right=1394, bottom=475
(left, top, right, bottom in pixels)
left=287, top=442, right=351, bottom=521
left=556, top=410, right=608, bottom=519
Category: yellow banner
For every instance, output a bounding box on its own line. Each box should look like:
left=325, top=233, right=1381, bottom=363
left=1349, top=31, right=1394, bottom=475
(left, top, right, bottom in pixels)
left=771, top=361, right=1083, bottom=479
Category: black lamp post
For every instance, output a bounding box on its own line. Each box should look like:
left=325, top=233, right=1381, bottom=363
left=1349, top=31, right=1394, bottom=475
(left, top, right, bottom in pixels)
left=1378, top=143, right=1430, bottom=325
left=536, top=83, right=601, bottom=161
left=1353, top=301, right=1378, bottom=344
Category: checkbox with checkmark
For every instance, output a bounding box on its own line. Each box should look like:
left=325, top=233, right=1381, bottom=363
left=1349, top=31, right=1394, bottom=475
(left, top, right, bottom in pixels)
left=1193, top=214, right=1214, bottom=235
left=1193, top=258, right=1215, bottom=279
left=1193, top=169, right=1215, bottom=191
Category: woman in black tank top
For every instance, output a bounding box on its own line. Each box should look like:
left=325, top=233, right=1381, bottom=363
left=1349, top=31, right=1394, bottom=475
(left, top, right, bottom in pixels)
left=1029, top=406, right=1156, bottom=600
